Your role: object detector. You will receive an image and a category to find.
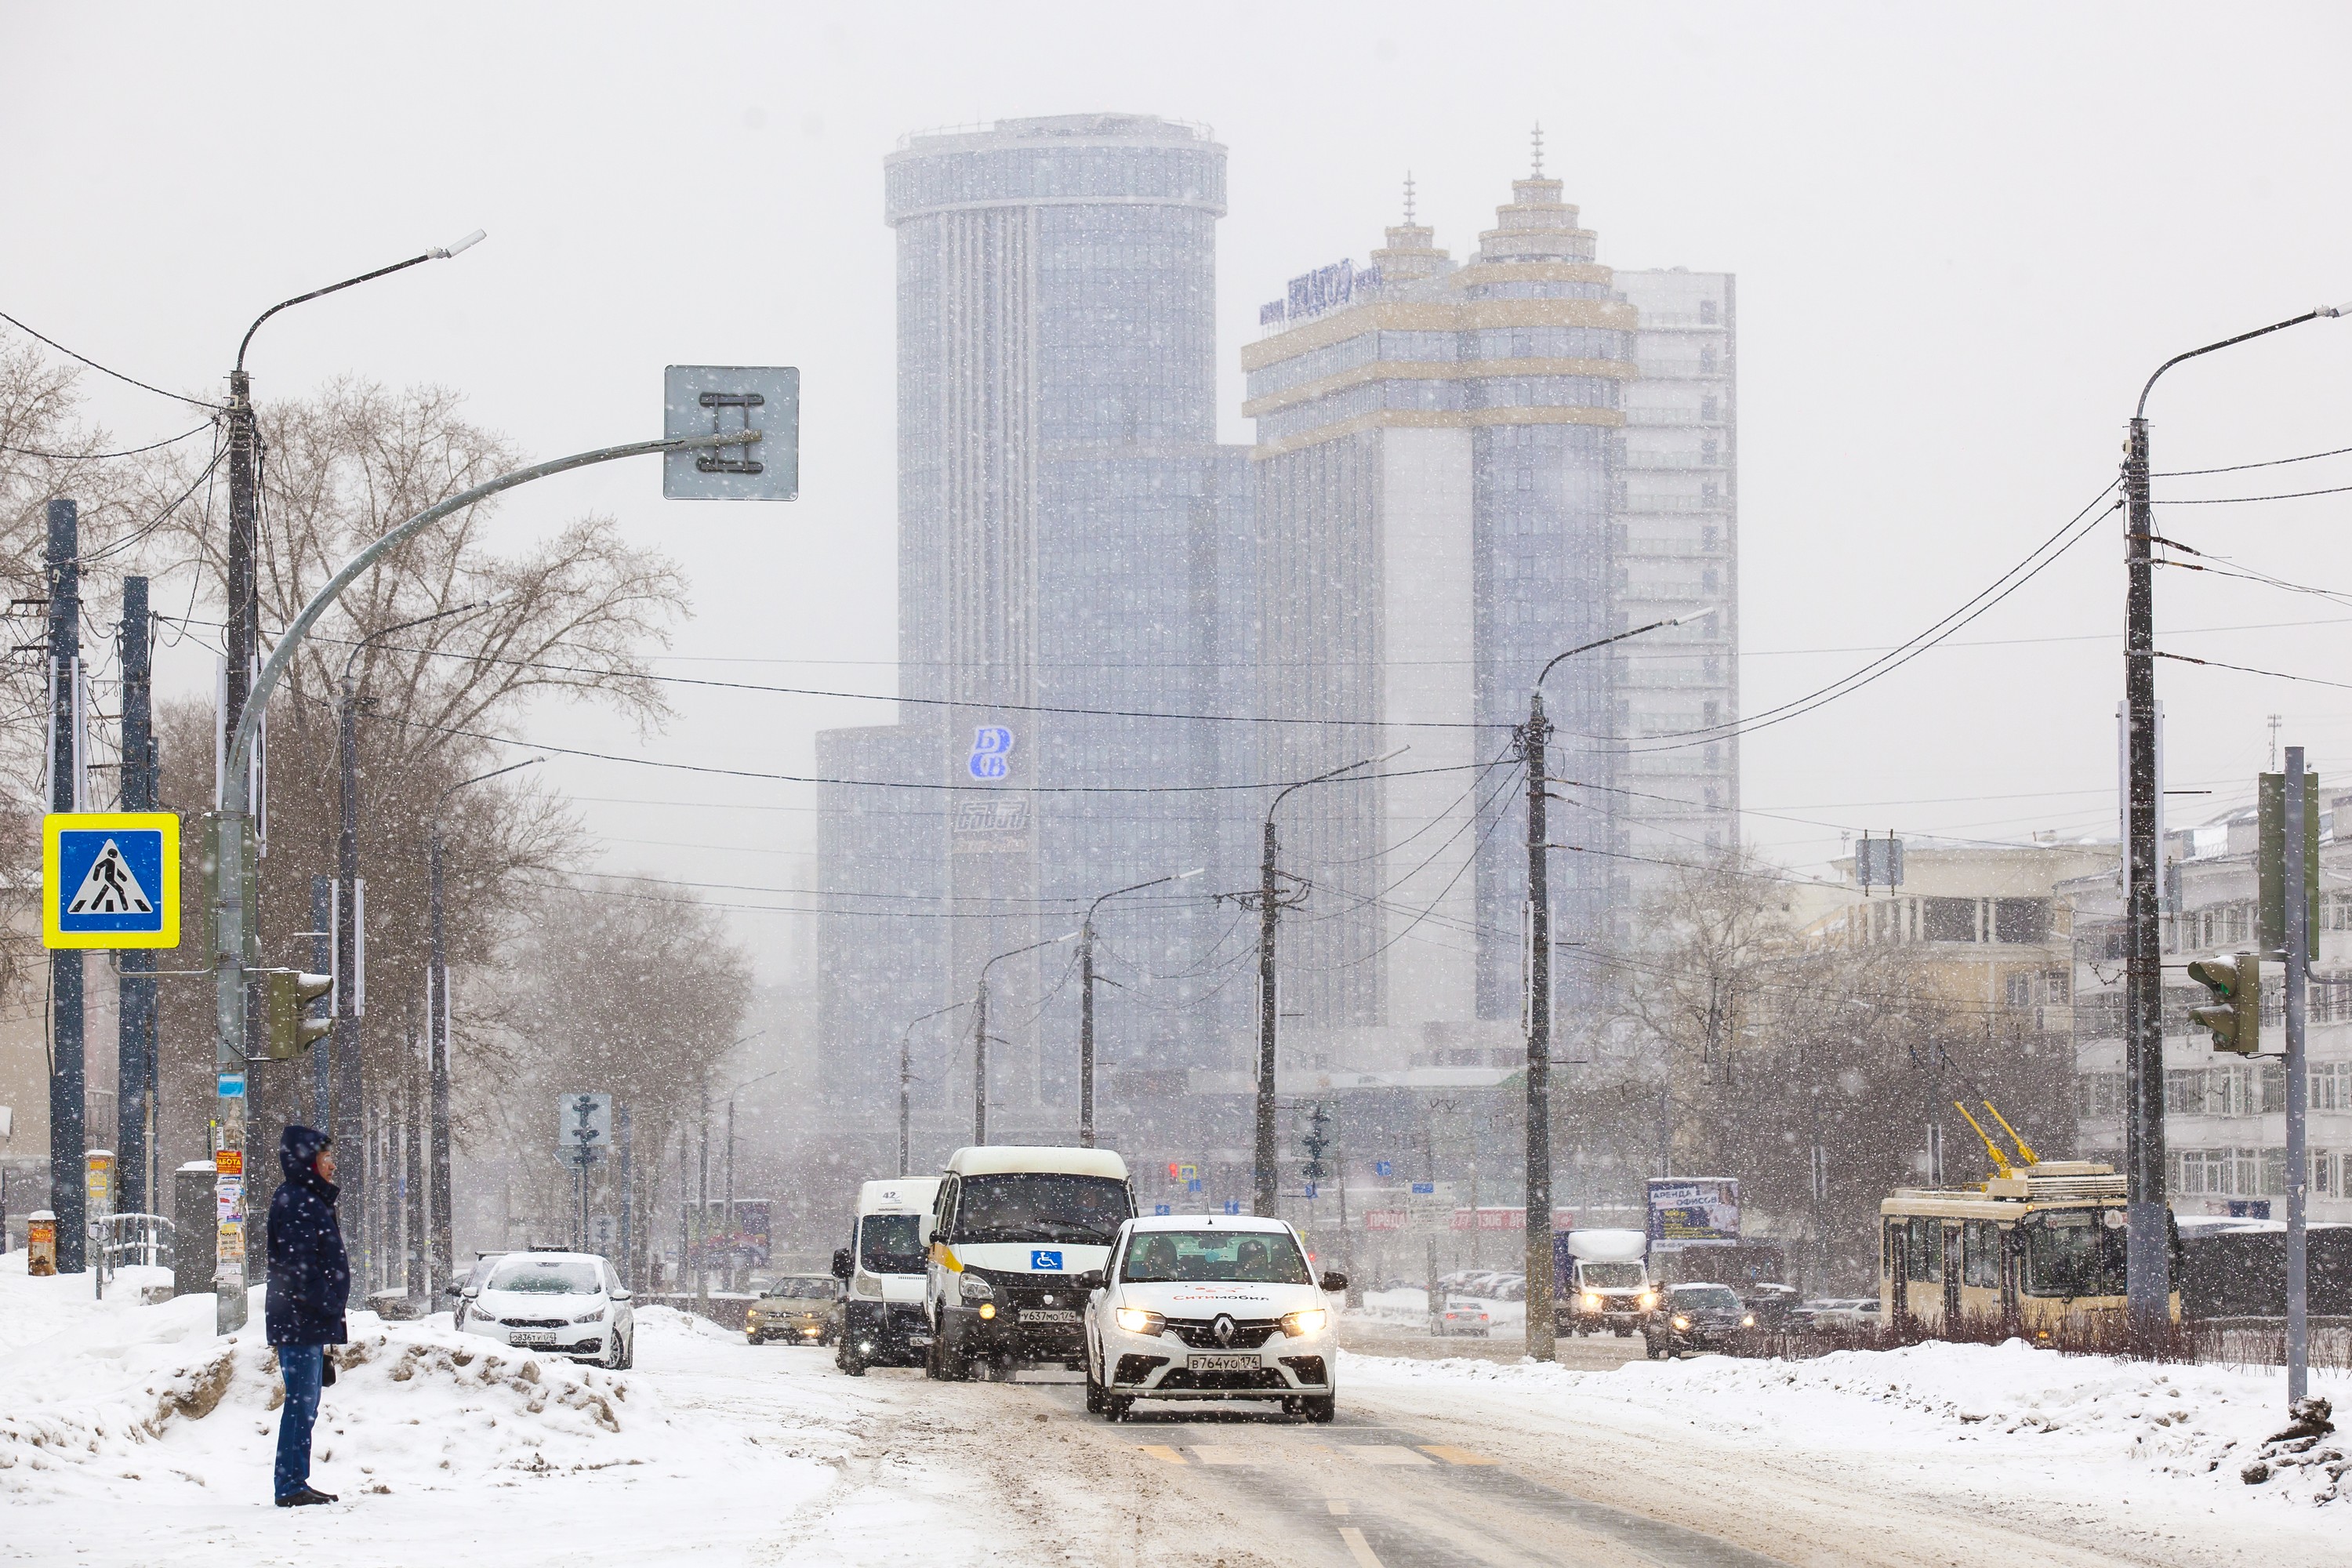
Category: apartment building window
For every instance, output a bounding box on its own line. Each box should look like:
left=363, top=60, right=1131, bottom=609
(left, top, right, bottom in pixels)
left=2318, top=1151, right=2340, bottom=1199
left=2006, top=972, right=2036, bottom=1009
left=1994, top=898, right=2054, bottom=945
left=2077, top=1071, right=2125, bottom=1119
left=1699, top=298, right=1719, bottom=325
left=2165, top=1069, right=2203, bottom=1115
left=1922, top=898, right=1976, bottom=942
left=1699, top=346, right=1719, bottom=374
left=2045, top=968, right=2070, bottom=1003
left=2314, top=1061, right=2351, bottom=1111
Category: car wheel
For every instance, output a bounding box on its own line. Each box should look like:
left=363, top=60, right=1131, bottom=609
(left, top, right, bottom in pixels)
left=746, top=1332, right=761, bottom=1347
left=1302, top=1396, right=1336, bottom=1425
left=1103, top=1394, right=1133, bottom=1422
left=1614, top=1327, right=1632, bottom=1338
left=1084, top=1357, right=1105, bottom=1414
left=614, top=1330, right=633, bottom=1371
left=604, top=1331, right=625, bottom=1370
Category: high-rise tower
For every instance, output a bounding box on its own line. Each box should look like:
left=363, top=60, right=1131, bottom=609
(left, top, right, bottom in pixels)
left=817, top=114, right=1252, bottom=1179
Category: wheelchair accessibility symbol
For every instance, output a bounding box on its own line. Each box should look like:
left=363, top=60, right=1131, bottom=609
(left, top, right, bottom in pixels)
left=968, top=726, right=1014, bottom=780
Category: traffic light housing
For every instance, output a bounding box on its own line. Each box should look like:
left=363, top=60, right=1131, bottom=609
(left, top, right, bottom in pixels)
left=2186, top=953, right=2259, bottom=1056
left=262, top=968, right=334, bottom=1058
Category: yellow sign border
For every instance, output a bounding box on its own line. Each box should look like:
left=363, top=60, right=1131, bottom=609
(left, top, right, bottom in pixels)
left=42, top=812, right=180, bottom=949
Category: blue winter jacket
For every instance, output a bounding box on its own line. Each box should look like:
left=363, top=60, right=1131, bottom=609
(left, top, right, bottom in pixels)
left=264, top=1125, right=350, bottom=1346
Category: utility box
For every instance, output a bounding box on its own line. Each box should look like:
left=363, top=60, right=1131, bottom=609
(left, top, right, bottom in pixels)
left=172, top=1160, right=219, bottom=1297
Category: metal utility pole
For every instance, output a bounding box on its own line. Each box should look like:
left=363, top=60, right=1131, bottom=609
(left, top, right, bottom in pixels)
left=971, top=934, right=1076, bottom=1145
left=898, top=1004, right=964, bottom=1175
left=117, top=575, right=157, bottom=1217
left=617, top=1102, right=633, bottom=1288
left=2284, top=749, right=2311, bottom=1406
left=428, top=756, right=537, bottom=1292
left=2119, top=302, right=2346, bottom=1339
left=46, top=500, right=85, bottom=1271
left=695, top=1079, right=710, bottom=1311
left=1243, top=756, right=1387, bottom=1218
left=1079, top=869, right=1202, bottom=1148
left=1518, top=613, right=1693, bottom=1362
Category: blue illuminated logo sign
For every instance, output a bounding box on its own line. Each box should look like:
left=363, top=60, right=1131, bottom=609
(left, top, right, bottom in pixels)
left=1374, top=1161, right=1393, bottom=1178
left=968, top=726, right=1014, bottom=780
left=1029, top=1249, right=1062, bottom=1271
left=1222, top=1200, right=1242, bottom=1216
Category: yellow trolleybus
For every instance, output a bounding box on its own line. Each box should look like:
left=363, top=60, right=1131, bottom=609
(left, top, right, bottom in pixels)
left=1878, top=1104, right=2179, bottom=1337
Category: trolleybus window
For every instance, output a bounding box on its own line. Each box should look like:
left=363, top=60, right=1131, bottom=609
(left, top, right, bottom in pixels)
left=2020, top=1210, right=2126, bottom=1298
left=1962, top=1219, right=2002, bottom=1288
left=1907, top=1217, right=1941, bottom=1283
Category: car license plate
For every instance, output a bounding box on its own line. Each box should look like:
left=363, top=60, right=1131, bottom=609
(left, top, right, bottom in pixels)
left=1021, top=1308, right=1078, bottom=1324
left=511, top=1331, right=555, bottom=1348
left=1188, top=1353, right=1257, bottom=1373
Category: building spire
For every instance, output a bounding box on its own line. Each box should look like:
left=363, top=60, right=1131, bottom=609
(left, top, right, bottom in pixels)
left=1403, top=170, right=1417, bottom=225
left=1530, top=121, right=1544, bottom=177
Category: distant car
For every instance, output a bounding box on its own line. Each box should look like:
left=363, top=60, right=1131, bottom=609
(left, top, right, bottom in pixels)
left=1795, top=1297, right=1878, bottom=1327
left=748, top=1275, right=844, bottom=1346
left=1744, top=1282, right=1799, bottom=1329
left=1436, top=1270, right=1480, bottom=1295
left=1491, top=1274, right=1526, bottom=1302
left=1644, top=1283, right=1753, bottom=1359
left=1429, top=1298, right=1491, bottom=1337
left=460, top=1250, right=634, bottom=1368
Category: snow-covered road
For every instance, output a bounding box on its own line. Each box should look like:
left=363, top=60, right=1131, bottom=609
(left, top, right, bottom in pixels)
left=2, top=1256, right=2342, bottom=1566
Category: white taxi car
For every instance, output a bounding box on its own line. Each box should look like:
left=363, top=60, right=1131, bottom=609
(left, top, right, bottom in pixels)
left=459, top=1250, right=635, bottom=1368
left=1082, top=1214, right=1344, bottom=1423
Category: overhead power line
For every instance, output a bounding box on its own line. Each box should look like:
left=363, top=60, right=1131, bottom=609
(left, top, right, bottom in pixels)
left=2155, top=441, right=2352, bottom=478
left=0, top=308, right=223, bottom=411
left=0, top=421, right=214, bottom=461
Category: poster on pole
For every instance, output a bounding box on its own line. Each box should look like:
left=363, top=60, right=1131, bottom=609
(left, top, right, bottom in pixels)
left=1646, top=1178, right=1740, bottom=1247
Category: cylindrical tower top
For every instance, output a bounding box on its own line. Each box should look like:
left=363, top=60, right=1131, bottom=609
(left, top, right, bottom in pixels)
left=885, top=113, right=1226, bottom=224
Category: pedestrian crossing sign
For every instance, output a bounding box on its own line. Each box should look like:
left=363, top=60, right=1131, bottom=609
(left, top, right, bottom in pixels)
left=43, top=812, right=178, bottom=949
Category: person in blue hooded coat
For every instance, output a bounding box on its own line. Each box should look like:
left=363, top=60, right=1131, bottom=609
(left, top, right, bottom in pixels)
left=266, top=1124, right=349, bottom=1506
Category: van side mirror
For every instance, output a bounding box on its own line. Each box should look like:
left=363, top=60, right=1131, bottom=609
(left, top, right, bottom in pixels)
left=831, top=1248, right=853, bottom=1280
left=1075, top=1269, right=1105, bottom=1292
left=1319, top=1271, right=1348, bottom=1294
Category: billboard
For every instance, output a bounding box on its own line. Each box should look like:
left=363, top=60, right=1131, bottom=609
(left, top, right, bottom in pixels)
left=1647, top=1178, right=1740, bottom=1247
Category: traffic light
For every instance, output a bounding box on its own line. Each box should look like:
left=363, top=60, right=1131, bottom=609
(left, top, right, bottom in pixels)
left=262, top=968, right=333, bottom=1058
left=2186, top=953, right=2259, bottom=1056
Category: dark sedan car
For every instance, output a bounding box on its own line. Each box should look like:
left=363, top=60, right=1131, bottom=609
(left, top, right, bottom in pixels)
left=1643, top=1283, right=1755, bottom=1359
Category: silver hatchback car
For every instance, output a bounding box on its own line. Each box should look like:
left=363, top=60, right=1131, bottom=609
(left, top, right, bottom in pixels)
left=460, top=1250, right=636, bottom=1368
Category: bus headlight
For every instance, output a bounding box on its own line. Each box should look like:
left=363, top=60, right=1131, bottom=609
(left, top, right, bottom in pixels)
left=1582, top=1293, right=1602, bottom=1311
left=958, top=1272, right=995, bottom=1305
left=1672, top=1315, right=1690, bottom=1330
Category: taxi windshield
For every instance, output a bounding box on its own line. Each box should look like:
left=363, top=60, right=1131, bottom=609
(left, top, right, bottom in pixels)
left=1120, top=1229, right=1312, bottom=1285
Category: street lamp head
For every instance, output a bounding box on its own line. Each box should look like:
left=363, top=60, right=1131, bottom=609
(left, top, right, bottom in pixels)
left=430, top=229, right=488, bottom=260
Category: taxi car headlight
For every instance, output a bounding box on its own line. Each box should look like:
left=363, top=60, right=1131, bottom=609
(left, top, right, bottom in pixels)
left=958, top=1273, right=995, bottom=1304
left=1671, top=1315, right=1690, bottom=1330
left=1741, top=1314, right=1755, bottom=1327
left=1280, top=1307, right=1328, bottom=1338
left=1115, top=1307, right=1166, bottom=1336
left=1582, top=1292, right=1602, bottom=1311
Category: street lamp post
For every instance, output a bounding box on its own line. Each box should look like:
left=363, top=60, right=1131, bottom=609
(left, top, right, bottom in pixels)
left=426, top=755, right=539, bottom=1296
left=1519, top=612, right=1704, bottom=1363
left=971, top=932, right=1078, bottom=1145
left=207, top=423, right=762, bottom=1334
left=1078, top=868, right=1203, bottom=1148
left=2119, top=302, right=2347, bottom=1339
left=898, top=1002, right=966, bottom=1176
left=1249, top=755, right=1391, bottom=1218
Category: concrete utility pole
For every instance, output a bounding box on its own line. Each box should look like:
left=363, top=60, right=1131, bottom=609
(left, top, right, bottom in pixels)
left=117, top=575, right=157, bottom=1217
left=2284, top=749, right=2311, bottom=1405
left=1078, top=869, right=1201, bottom=1147
left=1245, top=757, right=1385, bottom=1218
left=898, top=1003, right=964, bottom=1175
left=46, top=499, right=85, bottom=1271
left=1518, top=613, right=1695, bottom=1363
left=429, top=756, right=537, bottom=1293
left=2119, top=302, right=2347, bottom=1339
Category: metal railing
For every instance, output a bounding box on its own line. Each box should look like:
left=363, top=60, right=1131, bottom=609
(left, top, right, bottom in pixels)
left=93, top=1212, right=177, bottom=1300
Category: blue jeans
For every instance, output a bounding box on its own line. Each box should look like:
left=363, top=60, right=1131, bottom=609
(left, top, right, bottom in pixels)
left=274, top=1344, right=324, bottom=1500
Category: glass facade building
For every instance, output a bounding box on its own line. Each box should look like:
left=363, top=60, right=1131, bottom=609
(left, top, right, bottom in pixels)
left=818, top=115, right=1255, bottom=1179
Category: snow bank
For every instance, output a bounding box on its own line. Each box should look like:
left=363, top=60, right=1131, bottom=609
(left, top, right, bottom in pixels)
left=0, top=1250, right=690, bottom=1501
left=1346, top=1336, right=2349, bottom=1507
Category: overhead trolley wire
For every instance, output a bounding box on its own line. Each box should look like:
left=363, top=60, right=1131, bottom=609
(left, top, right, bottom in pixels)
left=0, top=308, right=223, bottom=411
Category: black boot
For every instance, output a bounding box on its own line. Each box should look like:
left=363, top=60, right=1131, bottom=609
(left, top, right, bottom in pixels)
left=275, top=1486, right=339, bottom=1507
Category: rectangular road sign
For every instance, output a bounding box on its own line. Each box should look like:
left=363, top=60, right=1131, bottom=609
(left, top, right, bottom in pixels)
left=662, top=365, right=799, bottom=501
left=42, top=812, right=179, bottom=949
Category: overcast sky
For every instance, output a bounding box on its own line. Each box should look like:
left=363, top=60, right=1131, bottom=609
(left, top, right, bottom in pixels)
left=8, top=3, right=2352, bottom=979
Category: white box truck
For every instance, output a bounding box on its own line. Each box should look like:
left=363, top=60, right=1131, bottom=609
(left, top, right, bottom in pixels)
left=1555, top=1228, right=1657, bottom=1337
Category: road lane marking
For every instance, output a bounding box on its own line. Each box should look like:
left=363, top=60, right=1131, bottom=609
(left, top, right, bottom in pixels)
left=1337, top=1526, right=1384, bottom=1567
left=1342, top=1446, right=1435, bottom=1465
left=1326, top=1499, right=1351, bottom=1515
left=1417, top=1444, right=1497, bottom=1465
left=1136, top=1444, right=1189, bottom=1465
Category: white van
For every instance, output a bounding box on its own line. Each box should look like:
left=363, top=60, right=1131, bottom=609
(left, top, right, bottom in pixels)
left=832, top=1176, right=941, bottom=1375
left=924, top=1145, right=1134, bottom=1380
